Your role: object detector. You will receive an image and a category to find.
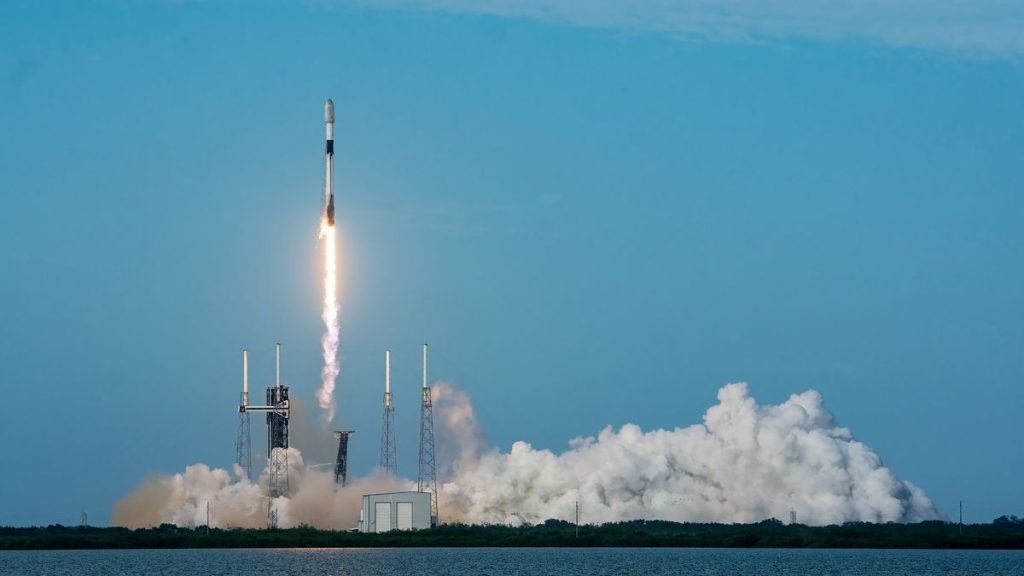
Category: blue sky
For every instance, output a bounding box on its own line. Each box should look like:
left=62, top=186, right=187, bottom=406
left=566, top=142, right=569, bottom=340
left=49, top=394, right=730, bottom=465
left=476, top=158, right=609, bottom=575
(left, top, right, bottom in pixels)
left=1, top=0, right=1021, bottom=526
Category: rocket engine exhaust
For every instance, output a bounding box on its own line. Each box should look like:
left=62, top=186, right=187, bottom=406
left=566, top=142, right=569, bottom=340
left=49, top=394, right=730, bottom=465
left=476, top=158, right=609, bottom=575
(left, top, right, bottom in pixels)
left=115, top=381, right=943, bottom=529
left=317, top=99, right=340, bottom=422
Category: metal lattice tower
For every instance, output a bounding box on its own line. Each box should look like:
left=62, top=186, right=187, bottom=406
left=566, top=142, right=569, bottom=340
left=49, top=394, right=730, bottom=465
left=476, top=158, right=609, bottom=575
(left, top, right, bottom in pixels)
left=379, top=350, right=397, bottom=475
left=266, top=344, right=290, bottom=499
left=418, top=343, right=439, bottom=525
left=334, top=430, right=354, bottom=486
left=235, top=391, right=252, bottom=477
left=266, top=386, right=290, bottom=498
left=234, top=349, right=252, bottom=478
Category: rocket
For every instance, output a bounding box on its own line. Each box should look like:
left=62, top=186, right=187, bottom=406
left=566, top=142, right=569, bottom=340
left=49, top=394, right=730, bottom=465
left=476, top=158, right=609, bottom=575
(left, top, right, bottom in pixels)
left=324, top=99, right=335, bottom=226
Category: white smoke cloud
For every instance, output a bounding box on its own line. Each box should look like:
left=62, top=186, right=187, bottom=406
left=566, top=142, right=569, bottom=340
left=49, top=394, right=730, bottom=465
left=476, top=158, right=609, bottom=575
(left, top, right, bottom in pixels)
left=432, top=381, right=484, bottom=477
left=115, top=381, right=942, bottom=528
left=439, top=382, right=943, bottom=526
left=113, top=448, right=412, bottom=529
left=351, top=0, right=1024, bottom=58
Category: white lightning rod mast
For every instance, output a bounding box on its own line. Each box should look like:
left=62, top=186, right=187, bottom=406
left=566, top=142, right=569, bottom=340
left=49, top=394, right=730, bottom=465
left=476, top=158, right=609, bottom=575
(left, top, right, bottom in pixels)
left=380, top=348, right=397, bottom=475
left=243, top=349, right=249, bottom=406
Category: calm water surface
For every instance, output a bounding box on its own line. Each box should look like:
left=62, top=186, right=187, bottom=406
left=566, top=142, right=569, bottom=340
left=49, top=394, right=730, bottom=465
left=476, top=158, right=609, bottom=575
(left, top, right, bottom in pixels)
left=1, top=548, right=1020, bottom=575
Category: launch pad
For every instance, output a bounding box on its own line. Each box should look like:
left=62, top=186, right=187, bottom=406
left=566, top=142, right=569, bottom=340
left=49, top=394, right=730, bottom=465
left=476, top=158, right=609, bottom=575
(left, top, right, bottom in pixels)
left=236, top=344, right=291, bottom=526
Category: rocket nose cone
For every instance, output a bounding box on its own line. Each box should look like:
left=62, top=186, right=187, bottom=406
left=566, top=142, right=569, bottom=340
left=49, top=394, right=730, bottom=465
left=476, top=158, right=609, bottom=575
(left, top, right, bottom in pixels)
left=325, top=99, right=334, bottom=123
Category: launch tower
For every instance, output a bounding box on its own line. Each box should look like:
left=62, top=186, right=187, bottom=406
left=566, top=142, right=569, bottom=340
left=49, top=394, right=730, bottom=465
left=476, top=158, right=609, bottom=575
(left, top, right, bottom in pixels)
left=238, top=344, right=291, bottom=502
left=379, top=350, right=397, bottom=475
left=334, top=430, right=354, bottom=486
left=418, top=343, right=439, bottom=525
left=266, top=377, right=290, bottom=499
left=235, top=350, right=252, bottom=478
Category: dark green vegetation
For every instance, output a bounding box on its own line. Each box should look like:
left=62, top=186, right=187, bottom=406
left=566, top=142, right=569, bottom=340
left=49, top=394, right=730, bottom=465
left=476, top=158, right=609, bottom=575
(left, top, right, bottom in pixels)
left=3, top=517, right=1023, bottom=550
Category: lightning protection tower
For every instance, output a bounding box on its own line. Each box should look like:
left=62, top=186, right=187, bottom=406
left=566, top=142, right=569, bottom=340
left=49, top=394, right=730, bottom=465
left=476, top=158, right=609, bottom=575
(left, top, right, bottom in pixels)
left=334, top=430, right=354, bottom=486
left=235, top=349, right=252, bottom=478
left=418, top=343, right=439, bottom=525
left=379, top=350, right=397, bottom=475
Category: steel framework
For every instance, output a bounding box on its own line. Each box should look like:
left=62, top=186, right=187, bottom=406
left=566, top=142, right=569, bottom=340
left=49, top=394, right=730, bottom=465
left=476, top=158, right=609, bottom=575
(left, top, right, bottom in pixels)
left=265, top=383, right=290, bottom=499
left=238, top=344, right=291, bottom=524
left=379, top=350, right=397, bottom=475
left=418, top=343, right=439, bottom=525
left=235, top=392, right=252, bottom=477
left=235, top=350, right=253, bottom=478
left=334, top=430, right=354, bottom=486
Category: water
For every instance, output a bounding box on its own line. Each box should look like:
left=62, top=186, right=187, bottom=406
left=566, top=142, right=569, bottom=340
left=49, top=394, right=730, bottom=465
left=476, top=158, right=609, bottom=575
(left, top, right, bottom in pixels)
left=0, top=548, right=1020, bottom=575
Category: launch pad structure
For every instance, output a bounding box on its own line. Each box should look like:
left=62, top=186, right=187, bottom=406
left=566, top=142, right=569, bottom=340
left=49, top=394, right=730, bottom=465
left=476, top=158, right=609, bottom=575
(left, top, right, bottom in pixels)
left=235, top=350, right=253, bottom=478
left=234, top=388, right=251, bottom=478
left=230, top=341, right=444, bottom=530
left=237, top=343, right=291, bottom=523
left=379, top=350, right=397, bottom=476
left=334, top=430, right=354, bottom=486
left=418, top=343, right=439, bottom=525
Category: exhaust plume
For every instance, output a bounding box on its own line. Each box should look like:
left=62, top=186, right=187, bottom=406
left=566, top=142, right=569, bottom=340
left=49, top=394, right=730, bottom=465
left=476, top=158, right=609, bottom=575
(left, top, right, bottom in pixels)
left=113, top=447, right=412, bottom=529
left=115, top=382, right=942, bottom=528
left=316, top=219, right=339, bottom=422
left=439, top=382, right=943, bottom=526
left=432, top=382, right=485, bottom=476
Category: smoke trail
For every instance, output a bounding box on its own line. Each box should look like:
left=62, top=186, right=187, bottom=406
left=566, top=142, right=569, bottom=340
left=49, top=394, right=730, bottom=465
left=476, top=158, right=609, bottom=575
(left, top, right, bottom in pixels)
left=437, top=382, right=943, bottom=526
left=316, top=219, right=339, bottom=422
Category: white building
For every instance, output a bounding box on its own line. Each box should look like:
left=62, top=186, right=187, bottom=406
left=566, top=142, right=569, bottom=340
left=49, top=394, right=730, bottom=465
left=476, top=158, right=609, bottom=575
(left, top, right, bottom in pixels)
left=358, top=491, right=433, bottom=533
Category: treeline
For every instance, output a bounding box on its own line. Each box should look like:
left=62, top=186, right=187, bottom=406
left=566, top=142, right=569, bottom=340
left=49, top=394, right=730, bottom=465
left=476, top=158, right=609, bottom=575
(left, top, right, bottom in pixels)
left=2, top=516, right=1023, bottom=550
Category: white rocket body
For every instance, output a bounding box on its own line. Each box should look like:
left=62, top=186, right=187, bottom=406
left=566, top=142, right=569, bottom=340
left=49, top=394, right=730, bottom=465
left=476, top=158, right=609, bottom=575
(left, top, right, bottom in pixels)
left=324, top=99, right=335, bottom=225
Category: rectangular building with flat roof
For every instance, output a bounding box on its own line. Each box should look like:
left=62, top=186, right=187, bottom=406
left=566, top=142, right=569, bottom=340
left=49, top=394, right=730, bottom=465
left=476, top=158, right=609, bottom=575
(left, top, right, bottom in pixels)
left=358, top=491, right=433, bottom=533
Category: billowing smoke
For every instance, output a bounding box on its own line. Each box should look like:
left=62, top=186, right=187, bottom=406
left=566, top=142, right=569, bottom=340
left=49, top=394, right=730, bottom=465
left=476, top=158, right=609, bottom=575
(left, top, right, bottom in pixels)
left=316, top=220, right=339, bottom=422
left=115, top=381, right=942, bottom=528
left=432, top=382, right=484, bottom=476
left=113, top=448, right=411, bottom=529
left=439, top=382, right=943, bottom=526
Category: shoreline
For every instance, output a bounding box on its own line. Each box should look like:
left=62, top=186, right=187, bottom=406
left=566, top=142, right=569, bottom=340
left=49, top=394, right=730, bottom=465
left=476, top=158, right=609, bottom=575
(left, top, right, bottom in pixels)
left=3, top=519, right=1023, bottom=551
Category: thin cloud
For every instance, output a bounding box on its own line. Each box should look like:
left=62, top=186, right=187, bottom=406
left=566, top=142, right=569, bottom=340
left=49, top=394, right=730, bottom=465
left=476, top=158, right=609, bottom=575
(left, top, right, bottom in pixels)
left=351, top=0, right=1024, bottom=58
